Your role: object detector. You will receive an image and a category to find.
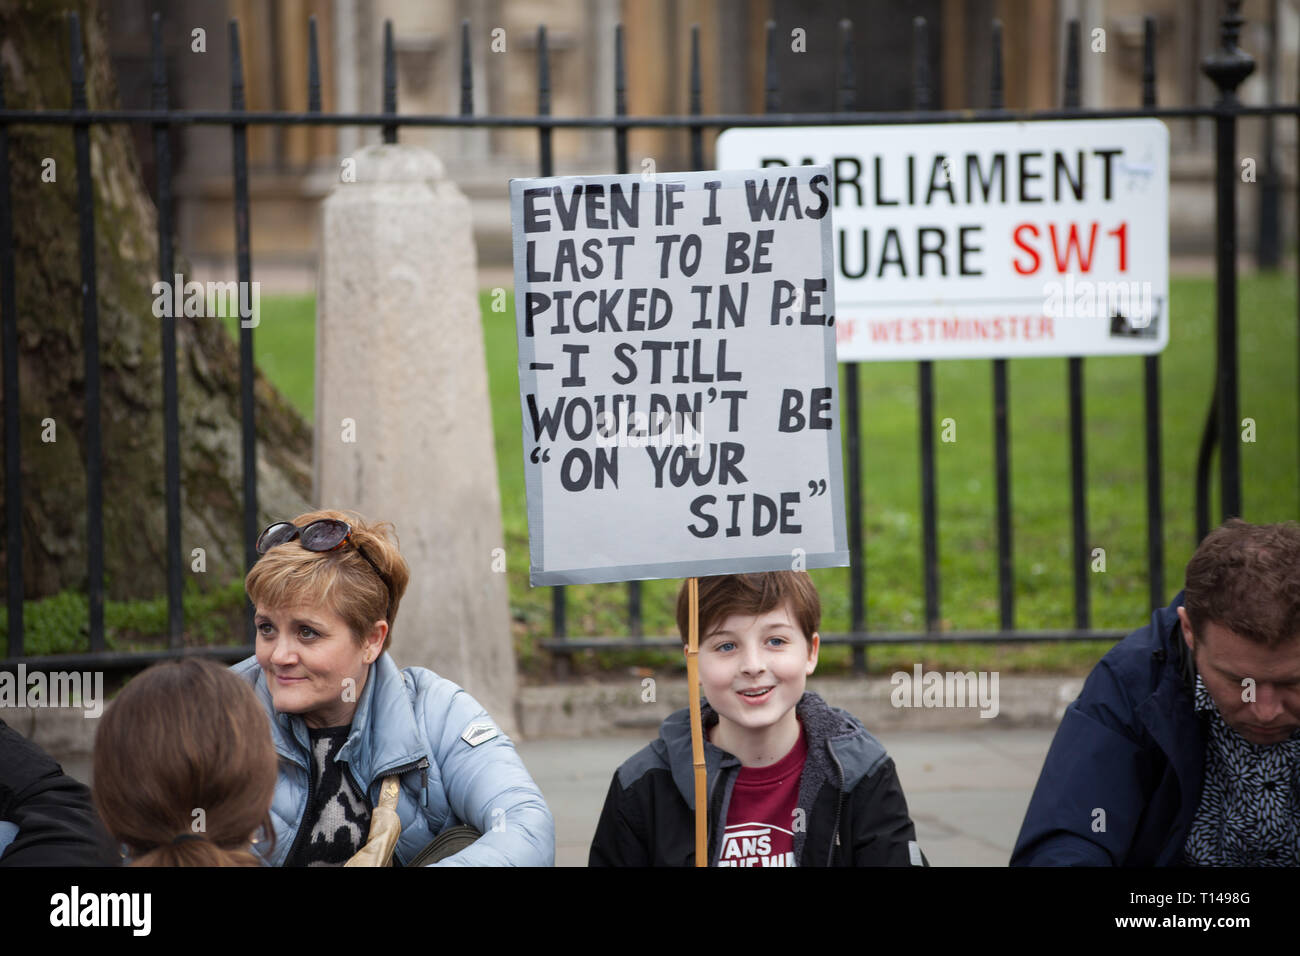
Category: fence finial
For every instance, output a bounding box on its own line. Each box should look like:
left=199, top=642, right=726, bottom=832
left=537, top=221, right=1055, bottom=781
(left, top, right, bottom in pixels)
left=911, top=17, right=930, bottom=111
left=990, top=19, right=1004, bottom=110
left=763, top=20, right=779, bottom=114
left=151, top=12, right=169, bottom=111
left=537, top=25, right=551, bottom=107
left=613, top=23, right=628, bottom=174
left=536, top=26, right=552, bottom=177
left=382, top=20, right=396, bottom=143
left=836, top=19, right=855, bottom=113
left=688, top=25, right=703, bottom=170
left=228, top=20, right=245, bottom=111
left=1141, top=16, right=1157, bottom=107
left=614, top=23, right=626, bottom=106
left=308, top=15, right=322, bottom=113
left=1200, top=0, right=1254, bottom=102
left=689, top=24, right=701, bottom=117
left=460, top=19, right=473, bottom=116
left=1063, top=19, right=1080, bottom=108
left=69, top=11, right=88, bottom=110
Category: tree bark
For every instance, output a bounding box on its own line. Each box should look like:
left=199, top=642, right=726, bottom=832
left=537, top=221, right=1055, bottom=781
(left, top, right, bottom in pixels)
left=0, top=0, right=311, bottom=604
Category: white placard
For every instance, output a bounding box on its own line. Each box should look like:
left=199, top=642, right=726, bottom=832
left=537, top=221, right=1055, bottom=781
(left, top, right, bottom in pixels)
left=510, top=168, right=849, bottom=586
left=717, top=120, right=1169, bottom=361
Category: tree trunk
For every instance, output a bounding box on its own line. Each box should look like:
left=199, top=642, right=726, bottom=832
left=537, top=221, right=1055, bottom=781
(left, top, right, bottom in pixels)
left=0, top=0, right=311, bottom=605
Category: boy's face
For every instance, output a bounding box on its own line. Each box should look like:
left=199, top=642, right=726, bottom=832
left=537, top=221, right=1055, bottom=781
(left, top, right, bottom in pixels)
left=693, top=602, right=819, bottom=734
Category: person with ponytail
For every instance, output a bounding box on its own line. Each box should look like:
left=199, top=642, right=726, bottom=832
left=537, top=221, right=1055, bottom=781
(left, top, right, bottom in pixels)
left=93, top=658, right=277, bottom=866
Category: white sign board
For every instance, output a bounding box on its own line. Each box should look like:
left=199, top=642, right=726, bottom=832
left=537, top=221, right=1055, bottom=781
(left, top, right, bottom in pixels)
left=717, top=120, right=1169, bottom=361
left=510, top=168, right=849, bottom=586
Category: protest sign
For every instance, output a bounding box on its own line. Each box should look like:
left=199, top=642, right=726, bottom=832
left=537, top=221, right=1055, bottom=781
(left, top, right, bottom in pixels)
left=510, top=167, right=849, bottom=586
left=717, top=120, right=1169, bottom=361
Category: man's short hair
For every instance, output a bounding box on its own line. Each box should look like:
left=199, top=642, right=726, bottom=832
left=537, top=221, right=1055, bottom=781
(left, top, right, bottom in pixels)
left=1183, top=519, right=1300, bottom=647
left=676, top=572, right=821, bottom=647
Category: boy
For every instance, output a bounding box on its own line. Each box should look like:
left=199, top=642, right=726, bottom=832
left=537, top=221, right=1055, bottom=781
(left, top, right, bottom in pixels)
left=589, top=571, right=927, bottom=866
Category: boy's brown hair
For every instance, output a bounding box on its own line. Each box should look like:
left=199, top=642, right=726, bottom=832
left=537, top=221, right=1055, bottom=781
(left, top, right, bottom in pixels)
left=244, top=509, right=411, bottom=652
left=676, top=572, right=821, bottom=646
left=1183, top=519, right=1300, bottom=647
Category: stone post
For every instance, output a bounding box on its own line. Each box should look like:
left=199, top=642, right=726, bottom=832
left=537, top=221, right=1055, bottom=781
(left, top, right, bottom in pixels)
left=316, top=144, right=518, bottom=737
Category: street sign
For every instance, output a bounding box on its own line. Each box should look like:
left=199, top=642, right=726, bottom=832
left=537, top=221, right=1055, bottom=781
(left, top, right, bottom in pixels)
left=717, top=120, right=1169, bottom=361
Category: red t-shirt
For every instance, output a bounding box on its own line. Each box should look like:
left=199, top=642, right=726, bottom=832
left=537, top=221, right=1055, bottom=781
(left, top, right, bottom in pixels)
left=715, top=725, right=808, bottom=867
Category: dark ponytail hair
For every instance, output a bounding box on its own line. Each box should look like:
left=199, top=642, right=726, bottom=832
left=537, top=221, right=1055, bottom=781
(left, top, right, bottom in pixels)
left=93, top=658, right=277, bottom=867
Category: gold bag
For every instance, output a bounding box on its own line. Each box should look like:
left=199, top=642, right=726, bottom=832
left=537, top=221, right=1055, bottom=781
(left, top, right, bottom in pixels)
left=344, top=775, right=402, bottom=867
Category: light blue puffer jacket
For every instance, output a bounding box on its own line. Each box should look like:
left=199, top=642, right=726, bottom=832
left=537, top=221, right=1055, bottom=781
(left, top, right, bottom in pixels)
left=231, top=653, right=554, bottom=866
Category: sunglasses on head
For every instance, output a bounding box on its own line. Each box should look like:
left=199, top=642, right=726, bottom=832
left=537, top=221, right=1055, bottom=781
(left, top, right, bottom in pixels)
left=255, top=519, right=393, bottom=622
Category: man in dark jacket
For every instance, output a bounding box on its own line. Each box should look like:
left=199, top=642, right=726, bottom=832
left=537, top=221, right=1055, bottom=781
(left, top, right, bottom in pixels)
left=0, top=719, right=119, bottom=866
left=1012, top=519, right=1300, bottom=866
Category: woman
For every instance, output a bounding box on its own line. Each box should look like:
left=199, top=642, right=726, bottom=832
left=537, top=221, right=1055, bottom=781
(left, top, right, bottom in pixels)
left=233, top=508, right=554, bottom=866
left=93, top=658, right=276, bottom=866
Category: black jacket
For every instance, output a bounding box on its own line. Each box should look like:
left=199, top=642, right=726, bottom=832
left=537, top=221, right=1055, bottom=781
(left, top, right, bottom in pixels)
left=589, top=691, right=926, bottom=866
left=0, top=719, right=119, bottom=866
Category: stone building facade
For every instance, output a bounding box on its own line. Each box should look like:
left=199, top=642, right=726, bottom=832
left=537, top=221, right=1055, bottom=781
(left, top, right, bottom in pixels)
left=104, top=0, right=1298, bottom=286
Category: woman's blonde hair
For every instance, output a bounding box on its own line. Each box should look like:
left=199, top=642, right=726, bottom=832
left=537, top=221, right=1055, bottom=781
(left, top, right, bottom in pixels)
left=93, top=658, right=277, bottom=867
left=244, top=509, right=411, bottom=650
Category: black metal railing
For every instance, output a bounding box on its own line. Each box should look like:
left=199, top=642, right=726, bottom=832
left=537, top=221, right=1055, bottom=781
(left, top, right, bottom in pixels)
left=0, top=2, right=1288, bottom=677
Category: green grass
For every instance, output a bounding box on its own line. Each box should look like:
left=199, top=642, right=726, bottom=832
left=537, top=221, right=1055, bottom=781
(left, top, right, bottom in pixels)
left=1, top=578, right=247, bottom=657
left=221, top=294, right=317, bottom=423
left=212, top=275, right=1298, bottom=676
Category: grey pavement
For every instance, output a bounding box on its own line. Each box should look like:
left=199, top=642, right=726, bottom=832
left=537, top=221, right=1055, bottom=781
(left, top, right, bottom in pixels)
left=516, top=726, right=1053, bottom=867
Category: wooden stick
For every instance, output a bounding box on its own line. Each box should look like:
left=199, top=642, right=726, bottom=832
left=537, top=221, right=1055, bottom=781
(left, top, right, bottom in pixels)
left=685, top=576, right=707, bottom=866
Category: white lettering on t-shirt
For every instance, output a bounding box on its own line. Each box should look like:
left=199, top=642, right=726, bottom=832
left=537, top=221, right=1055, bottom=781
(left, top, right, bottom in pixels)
left=717, top=823, right=796, bottom=867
